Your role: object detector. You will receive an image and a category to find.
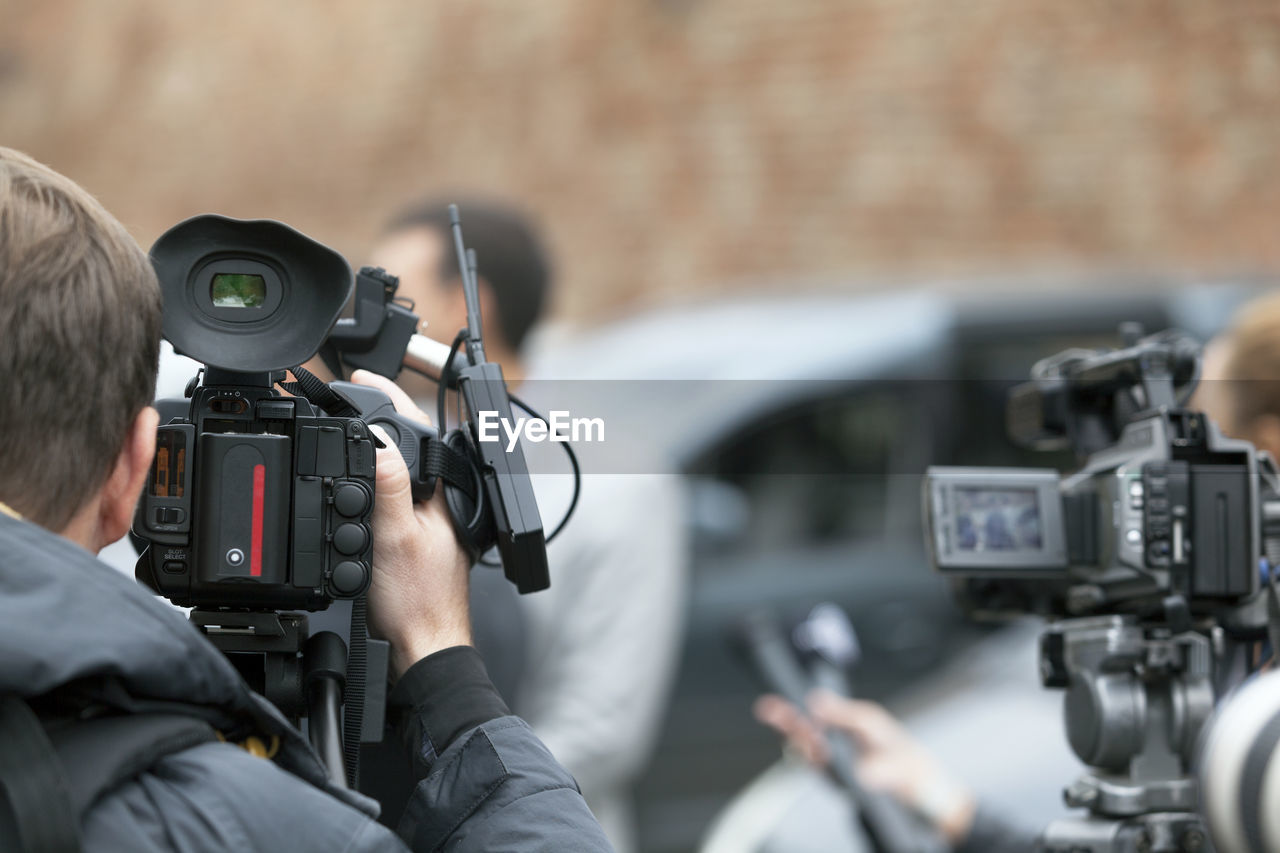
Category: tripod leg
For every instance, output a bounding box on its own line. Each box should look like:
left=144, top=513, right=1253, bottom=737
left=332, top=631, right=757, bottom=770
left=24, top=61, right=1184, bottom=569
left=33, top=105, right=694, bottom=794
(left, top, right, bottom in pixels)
left=305, top=631, right=348, bottom=787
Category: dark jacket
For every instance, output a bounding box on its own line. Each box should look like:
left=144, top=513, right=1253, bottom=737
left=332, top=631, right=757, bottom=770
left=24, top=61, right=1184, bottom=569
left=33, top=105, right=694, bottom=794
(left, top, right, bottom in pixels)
left=0, top=513, right=613, bottom=851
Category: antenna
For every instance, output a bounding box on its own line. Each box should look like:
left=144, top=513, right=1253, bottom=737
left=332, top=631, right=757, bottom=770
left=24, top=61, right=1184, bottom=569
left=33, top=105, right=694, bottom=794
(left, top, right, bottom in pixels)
left=448, top=204, right=486, bottom=364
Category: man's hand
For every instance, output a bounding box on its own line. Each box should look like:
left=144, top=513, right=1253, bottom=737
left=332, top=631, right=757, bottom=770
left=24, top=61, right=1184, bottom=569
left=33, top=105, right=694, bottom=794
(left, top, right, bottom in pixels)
left=754, top=691, right=977, bottom=844
left=350, top=369, right=473, bottom=677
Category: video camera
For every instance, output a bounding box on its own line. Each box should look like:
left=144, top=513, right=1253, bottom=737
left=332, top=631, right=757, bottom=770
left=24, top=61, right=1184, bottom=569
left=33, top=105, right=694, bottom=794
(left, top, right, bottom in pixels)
left=925, top=325, right=1280, bottom=619
left=130, top=209, right=557, bottom=786
left=923, top=325, right=1280, bottom=853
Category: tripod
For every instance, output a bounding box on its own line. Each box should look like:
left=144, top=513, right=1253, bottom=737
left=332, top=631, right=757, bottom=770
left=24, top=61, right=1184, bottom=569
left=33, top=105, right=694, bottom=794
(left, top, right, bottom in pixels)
left=191, top=608, right=388, bottom=787
left=1037, top=614, right=1216, bottom=853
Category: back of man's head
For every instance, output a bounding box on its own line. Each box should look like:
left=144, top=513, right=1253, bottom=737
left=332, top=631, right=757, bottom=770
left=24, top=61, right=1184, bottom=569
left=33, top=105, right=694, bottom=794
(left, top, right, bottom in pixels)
left=1220, top=293, right=1280, bottom=423
left=385, top=198, right=551, bottom=353
left=0, top=148, right=162, bottom=530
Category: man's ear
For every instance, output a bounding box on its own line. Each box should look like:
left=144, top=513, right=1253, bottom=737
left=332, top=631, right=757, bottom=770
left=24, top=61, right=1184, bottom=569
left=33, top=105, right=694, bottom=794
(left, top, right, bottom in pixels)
left=97, top=406, right=159, bottom=551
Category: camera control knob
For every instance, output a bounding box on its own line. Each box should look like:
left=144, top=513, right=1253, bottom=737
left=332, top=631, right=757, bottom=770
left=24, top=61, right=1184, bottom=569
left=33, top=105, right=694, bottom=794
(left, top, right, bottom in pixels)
left=330, top=560, right=369, bottom=596
left=334, top=483, right=369, bottom=517
left=333, top=523, right=368, bottom=556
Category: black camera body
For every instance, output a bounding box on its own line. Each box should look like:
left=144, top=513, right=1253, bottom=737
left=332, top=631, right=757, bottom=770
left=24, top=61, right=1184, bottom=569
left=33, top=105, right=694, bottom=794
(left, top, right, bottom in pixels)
left=925, top=327, right=1280, bottom=618
left=136, top=373, right=378, bottom=611
left=130, top=215, right=390, bottom=613
left=131, top=211, right=550, bottom=614
left=927, top=412, right=1277, bottom=617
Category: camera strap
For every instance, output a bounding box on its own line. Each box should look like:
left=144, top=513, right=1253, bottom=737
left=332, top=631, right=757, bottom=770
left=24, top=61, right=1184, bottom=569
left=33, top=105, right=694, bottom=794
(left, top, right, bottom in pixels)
left=425, top=436, right=480, bottom=500
left=0, top=694, right=79, bottom=852
left=0, top=694, right=217, bottom=853
left=280, top=368, right=361, bottom=419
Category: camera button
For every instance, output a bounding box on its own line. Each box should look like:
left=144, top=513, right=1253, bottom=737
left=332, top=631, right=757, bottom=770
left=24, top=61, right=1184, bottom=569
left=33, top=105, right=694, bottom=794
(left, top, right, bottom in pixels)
left=334, top=483, right=369, bottom=517
left=155, top=507, right=186, bottom=525
left=330, top=560, right=369, bottom=596
left=333, top=523, right=368, bottom=556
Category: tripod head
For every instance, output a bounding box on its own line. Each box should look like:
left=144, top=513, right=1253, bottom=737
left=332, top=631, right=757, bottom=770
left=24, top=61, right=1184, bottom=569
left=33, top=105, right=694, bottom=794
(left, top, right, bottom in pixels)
left=1037, top=614, right=1214, bottom=853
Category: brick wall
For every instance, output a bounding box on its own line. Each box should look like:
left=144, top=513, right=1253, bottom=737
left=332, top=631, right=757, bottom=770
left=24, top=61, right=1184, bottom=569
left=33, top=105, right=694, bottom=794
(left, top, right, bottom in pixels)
left=3, top=0, right=1279, bottom=322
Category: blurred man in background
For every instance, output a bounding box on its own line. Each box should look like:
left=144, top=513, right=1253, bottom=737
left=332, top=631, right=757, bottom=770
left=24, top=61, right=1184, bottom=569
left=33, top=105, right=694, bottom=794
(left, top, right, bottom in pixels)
left=370, top=198, right=689, bottom=852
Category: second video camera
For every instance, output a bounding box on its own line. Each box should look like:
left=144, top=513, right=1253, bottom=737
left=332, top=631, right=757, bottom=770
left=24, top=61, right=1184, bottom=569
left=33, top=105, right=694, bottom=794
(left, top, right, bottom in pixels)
left=925, top=326, right=1280, bottom=617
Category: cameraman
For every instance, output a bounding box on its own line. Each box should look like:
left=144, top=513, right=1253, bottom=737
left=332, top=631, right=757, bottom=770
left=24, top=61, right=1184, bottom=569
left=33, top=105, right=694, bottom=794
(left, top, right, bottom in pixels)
left=0, top=148, right=611, bottom=851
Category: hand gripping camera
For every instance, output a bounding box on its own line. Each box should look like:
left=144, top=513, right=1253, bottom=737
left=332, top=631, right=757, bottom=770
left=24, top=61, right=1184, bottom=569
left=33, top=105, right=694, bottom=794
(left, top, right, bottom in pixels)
left=131, top=210, right=555, bottom=787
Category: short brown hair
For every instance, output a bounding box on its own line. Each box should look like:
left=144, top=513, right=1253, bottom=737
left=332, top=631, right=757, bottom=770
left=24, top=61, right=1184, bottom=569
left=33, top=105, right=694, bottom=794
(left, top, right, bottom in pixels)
left=385, top=198, right=551, bottom=352
left=0, top=148, right=162, bottom=530
left=1219, top=292, right=1280, bottom=431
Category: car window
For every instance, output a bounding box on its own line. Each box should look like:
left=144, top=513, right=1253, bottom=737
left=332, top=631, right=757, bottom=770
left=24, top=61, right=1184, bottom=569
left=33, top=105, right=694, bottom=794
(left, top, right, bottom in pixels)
left=688, top=318, right=1194, bottom=561
left=691, top=386, right=923, bottom=558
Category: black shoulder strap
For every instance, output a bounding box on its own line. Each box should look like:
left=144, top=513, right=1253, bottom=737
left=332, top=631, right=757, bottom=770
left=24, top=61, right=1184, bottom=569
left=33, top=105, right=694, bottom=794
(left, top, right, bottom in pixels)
left=0, top=695, right=80, bottom=852
left=0, top=695, right=217, bottom=853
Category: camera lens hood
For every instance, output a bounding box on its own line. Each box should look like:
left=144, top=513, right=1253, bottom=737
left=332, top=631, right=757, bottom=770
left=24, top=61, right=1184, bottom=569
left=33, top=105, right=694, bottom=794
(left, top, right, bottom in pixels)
left=150, top=214, right=352, bottom=372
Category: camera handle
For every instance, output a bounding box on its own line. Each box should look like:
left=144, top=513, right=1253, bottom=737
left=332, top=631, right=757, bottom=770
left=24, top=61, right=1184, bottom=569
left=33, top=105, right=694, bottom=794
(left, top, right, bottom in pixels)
left=303, top=630, right=354, bottom=787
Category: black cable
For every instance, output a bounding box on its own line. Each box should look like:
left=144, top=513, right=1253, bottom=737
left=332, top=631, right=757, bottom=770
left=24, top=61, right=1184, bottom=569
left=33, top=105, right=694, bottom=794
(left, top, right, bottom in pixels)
left=404, top=365, right=581, bottom=548
left=437, top=329, right=469, bottom=433
left=455, top=377, right=465, bottom=436
left=475, top=393, right=582, bottom=567
left=454, top=431, right=487, bottom=533
left=509, top=392, right=580, bottom=545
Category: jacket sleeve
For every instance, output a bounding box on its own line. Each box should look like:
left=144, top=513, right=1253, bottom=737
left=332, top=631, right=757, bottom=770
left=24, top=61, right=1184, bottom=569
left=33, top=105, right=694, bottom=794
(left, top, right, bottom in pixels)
left=953, top=802, right=1039, bottom=853
left=388, top=646, right=614, bottom=852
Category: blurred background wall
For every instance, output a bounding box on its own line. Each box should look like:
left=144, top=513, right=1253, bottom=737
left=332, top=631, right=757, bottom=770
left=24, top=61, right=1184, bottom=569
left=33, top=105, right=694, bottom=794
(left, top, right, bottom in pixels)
left=2, top=0, right=1279, bottom=322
